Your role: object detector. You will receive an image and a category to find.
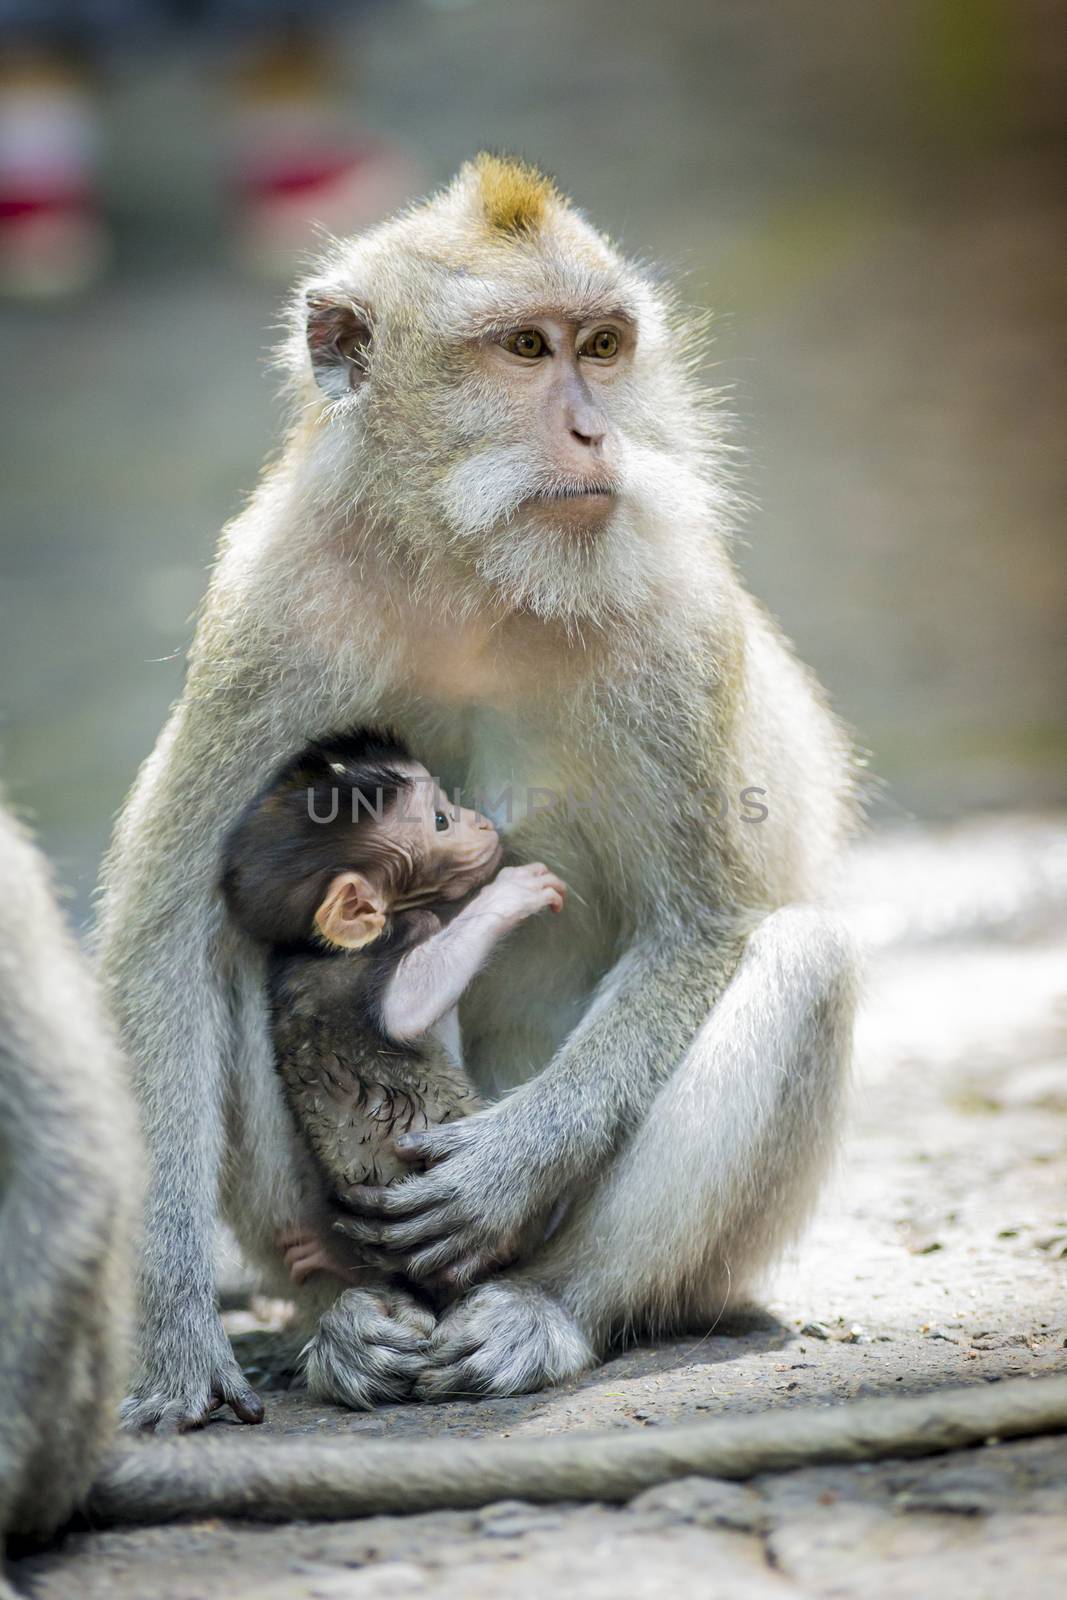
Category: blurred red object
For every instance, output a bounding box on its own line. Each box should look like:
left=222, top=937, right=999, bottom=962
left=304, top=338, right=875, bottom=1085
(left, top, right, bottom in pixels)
left=0, top=61, right=109, bottom=297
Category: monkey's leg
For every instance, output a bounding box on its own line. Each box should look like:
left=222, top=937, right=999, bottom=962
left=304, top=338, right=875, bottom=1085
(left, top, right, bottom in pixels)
left=418, top=907, right=856, bottom=1399
left=99, top=690, right=324, bottom=1433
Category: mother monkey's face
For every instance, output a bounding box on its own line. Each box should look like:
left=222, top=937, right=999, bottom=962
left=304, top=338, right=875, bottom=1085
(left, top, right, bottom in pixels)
left=290, top=154, right=724, bottom=623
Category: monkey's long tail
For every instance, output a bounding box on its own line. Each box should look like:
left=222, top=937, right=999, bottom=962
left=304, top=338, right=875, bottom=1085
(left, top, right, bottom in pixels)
left=88, top=1374, right=1067, bottom=1526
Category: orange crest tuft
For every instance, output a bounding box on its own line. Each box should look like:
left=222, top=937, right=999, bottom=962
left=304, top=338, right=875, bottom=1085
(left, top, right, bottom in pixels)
left=471, top=153, right=558, bottom=236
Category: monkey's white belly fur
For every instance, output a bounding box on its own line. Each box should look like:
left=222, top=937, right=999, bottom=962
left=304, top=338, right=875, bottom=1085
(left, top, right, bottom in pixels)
left=390, top=698, right=619, bottom=1098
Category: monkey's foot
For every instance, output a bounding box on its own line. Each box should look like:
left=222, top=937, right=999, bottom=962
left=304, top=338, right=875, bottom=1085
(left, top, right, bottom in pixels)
left=302, top=1285, right=435, bottom=1410
left=414, top=1279, right=595, bottom=1400
left=121, top=1353, right=265, bottom=1433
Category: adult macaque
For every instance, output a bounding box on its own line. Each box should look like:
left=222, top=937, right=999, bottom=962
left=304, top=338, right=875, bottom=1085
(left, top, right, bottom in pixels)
left=219, top=728, right=565, bottom=1331
left=99, top=154, right=857, bottom=1431
left=0, top=802, right=139, bottom=1563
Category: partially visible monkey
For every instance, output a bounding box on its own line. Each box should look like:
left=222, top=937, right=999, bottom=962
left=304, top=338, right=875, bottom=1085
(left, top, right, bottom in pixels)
left=218, top=728, right=566, bottom=1297
left=100, top=153, right=858, bottom=1432
left=0, top=801, right=140, bottom=1572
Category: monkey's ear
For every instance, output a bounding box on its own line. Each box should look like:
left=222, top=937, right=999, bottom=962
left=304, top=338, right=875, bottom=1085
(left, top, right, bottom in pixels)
left=305, top=293, right=372, bottom=396
left=314, top=871, right=386, bottom=950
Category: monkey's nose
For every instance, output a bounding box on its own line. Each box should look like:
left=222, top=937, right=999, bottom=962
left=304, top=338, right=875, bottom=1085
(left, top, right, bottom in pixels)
left=570, top=423, right=605, bottom=450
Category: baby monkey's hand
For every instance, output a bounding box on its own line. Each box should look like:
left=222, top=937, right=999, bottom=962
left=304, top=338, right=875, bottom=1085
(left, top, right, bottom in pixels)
left=277, top=1226, right=367, bottom=1287
left=478, top=862, right=566, bottom=929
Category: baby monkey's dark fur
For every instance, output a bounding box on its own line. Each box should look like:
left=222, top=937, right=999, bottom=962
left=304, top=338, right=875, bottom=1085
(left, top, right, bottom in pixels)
left=221, top=731, right=481, bottom=1205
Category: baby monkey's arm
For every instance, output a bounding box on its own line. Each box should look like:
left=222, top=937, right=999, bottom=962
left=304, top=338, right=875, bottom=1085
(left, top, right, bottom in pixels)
left=380, top=864, right=566, bottom=1044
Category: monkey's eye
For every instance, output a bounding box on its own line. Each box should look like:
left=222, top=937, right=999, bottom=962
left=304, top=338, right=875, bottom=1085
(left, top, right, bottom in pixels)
left=580, top=329, right=619, bottom=360
left=434, top=810, right=450, bottom=832
left=502, top=329, right=547, bottom=359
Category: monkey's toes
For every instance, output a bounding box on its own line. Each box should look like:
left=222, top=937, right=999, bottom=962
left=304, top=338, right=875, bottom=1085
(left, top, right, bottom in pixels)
left=121, top=1356, right=265, bottom=1432
left=379, top=1286, right=436, bottom=1341
left=119, top=1390, right=221, bottom=1435
left=301, top=1286, right=436, bottom=1410
left=414, top=1279, right=595, bottom=1401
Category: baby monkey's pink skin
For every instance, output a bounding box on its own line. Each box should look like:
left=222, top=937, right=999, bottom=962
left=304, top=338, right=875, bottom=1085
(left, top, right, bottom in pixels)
left=277, top=1227, right=365, bottom=1287
left=380, top=862, right=566, bottom=1042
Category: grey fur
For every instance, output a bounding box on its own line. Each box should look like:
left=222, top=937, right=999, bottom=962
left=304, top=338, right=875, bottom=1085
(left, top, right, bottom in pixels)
left=88, top=1375, right=1067, bottom=1525
left=97, top=157, right=859, bottom=1428
left=0, top=803, right=140, bottom=1550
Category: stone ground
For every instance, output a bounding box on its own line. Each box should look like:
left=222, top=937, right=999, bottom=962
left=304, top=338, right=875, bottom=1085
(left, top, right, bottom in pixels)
left=10, top=814, right=1067, bottom=1599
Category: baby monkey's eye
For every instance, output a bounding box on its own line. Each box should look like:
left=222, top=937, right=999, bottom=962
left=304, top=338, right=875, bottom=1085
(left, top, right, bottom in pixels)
left=502, top=329, right=547, bottom=359
left=434, top=810, right=449, bottom=832
left=580, top=329, right=619, bottom=360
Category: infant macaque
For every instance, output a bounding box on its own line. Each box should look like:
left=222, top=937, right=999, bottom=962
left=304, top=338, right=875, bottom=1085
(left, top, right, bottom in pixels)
left=221, top=729, right=566, bottom=1290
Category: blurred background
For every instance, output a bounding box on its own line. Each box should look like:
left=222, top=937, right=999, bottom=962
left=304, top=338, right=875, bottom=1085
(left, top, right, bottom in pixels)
left=0, top=0, right=1064, bottom=918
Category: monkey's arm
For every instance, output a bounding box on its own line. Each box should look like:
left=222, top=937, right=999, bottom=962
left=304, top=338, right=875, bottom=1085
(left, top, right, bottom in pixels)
left=380, top=866, right=565, bottom=1042
left=380, top=903, right=506, bottom=1042
left=98, top=682, right=307, bottom=1432
left=335, top=922, right=747, bottom=1281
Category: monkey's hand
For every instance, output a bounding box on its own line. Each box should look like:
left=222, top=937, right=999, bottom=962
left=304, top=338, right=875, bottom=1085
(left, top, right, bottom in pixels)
left=478, top=862, right=567, bottom=926
left=120, top=1310, right=265, bottom=1434
left=331, top=1108, right=544, bottom=1289
left=277, top=1225, right=368, bottom=1287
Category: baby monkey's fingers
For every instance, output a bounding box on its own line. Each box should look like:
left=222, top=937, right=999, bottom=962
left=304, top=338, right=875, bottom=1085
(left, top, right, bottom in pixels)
left=283, top=1241, right=328, bottom=1285
left=543, top=872, right=567, bottom=913
left=520, top=863, right=568, bottom=912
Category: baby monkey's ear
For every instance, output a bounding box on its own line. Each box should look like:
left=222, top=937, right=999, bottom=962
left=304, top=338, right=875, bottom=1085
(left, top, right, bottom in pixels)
left=314, top=871, right=387, bottom=951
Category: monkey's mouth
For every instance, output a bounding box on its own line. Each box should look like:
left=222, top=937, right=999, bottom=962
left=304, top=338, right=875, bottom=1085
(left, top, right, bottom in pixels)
left=537, top=485, right=617, bottom=501
left=527, top=485, right=619, bottom=522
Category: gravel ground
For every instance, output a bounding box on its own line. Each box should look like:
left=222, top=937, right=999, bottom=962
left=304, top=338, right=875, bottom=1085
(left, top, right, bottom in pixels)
left=10, top=814, right=1067, bottom=1599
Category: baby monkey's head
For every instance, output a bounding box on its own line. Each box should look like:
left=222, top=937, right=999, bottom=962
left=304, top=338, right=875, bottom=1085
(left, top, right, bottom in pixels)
left=221, top=729, right=501, bottom=953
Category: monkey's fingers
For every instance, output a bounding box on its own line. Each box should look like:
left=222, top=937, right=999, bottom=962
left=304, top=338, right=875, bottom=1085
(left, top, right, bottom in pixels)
left=121, top=1389, right=225, bottom=1434
left=395, top=1236, right=469, bottom=1283
left=414, top=1325, right=496, bottom=1401
left=333, top=1217, right=468, bottom=1282
left=360, top=1308, right=433, bottom=1356
left=333, top=1209, right=448, bottom=1253
left=339, top=1241, right=417, bottom=1278
left=276, top=1226, right=316, bottom=1250
left=436, top=1252, right=502, bottom=1292
left=213, top=1368, right=266, bottom=1427
left=393, top=1124, right=463, bottom=1166
left=286, top=1247, right=326, bottom=1286
left=337, top=1174, right=448, bottom=1217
